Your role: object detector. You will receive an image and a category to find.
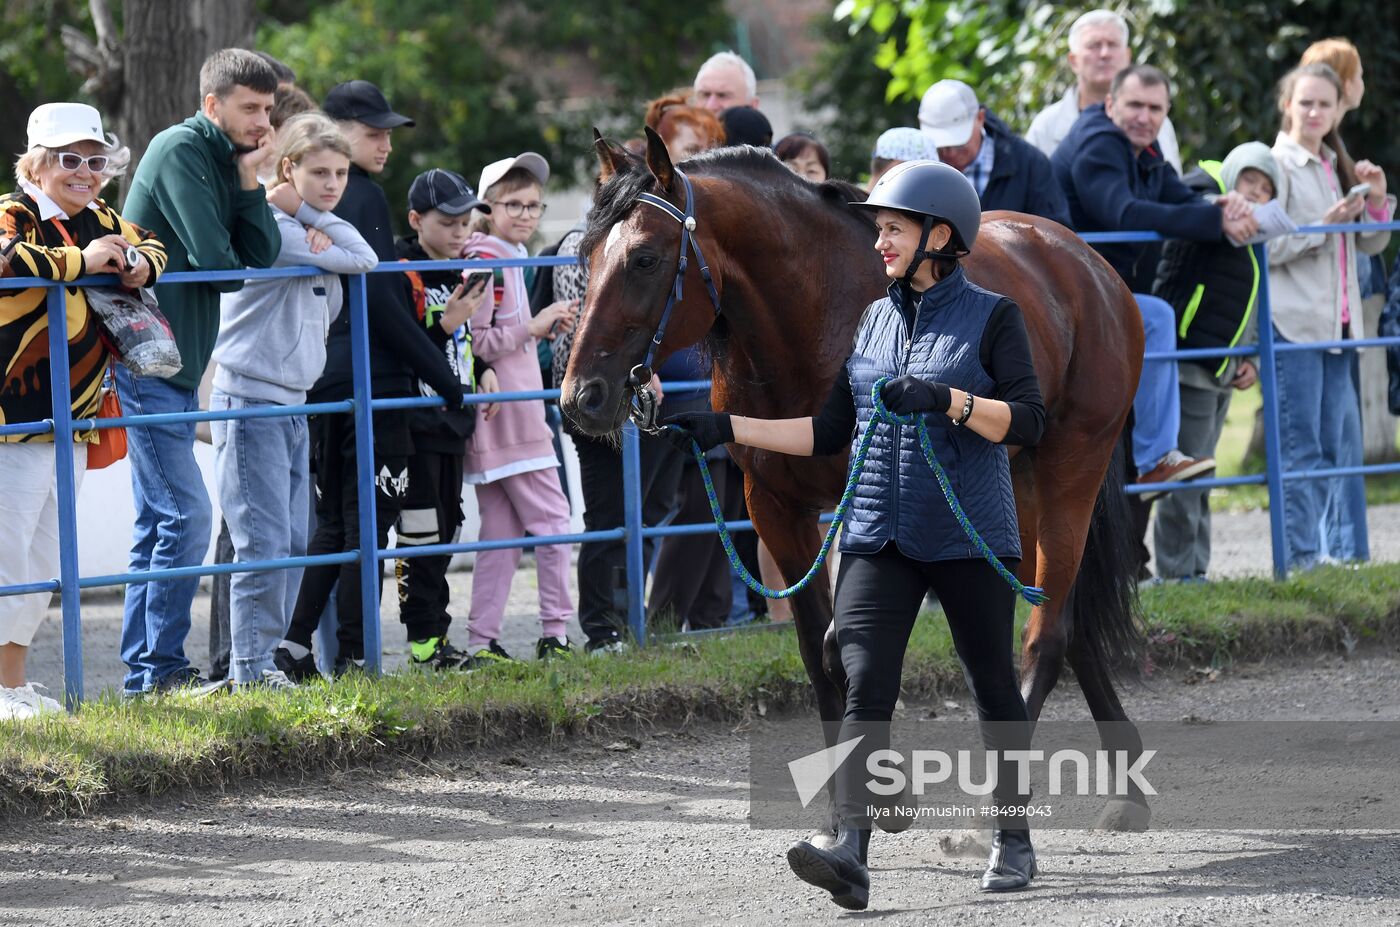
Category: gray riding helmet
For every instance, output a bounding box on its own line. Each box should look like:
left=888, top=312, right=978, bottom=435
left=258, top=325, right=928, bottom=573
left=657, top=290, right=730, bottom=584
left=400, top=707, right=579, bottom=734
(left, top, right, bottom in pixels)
left=851, top=159, right=980, bottom=255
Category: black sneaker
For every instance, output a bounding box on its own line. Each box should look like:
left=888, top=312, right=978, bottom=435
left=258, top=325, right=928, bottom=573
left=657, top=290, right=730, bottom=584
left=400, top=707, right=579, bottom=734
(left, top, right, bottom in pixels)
left=273, top=646, right=320, bottom=683
left=536, top=636, right=574, bottom=661
left=462, top=640, right=517, bottom=671
left=410, top=637, right=470, bottom=671
left=332, top=656, right=367, bottom=678
left=150, top=667, right=228, bottom=698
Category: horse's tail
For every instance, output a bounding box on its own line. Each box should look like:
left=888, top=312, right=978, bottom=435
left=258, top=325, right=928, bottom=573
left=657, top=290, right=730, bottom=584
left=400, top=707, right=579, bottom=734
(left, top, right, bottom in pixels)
left=1067, top=438, right=1146, bottom=678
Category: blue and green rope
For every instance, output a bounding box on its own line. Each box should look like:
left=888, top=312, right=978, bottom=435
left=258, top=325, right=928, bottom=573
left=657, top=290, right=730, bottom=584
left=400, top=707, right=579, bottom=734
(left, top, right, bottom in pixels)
left=675, top=376, right=1048, bottom=607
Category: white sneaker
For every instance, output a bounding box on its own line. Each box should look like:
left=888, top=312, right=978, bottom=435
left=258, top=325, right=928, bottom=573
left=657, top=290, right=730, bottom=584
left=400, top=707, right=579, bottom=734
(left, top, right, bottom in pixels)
left=17, top=683, right=64, bottom=714
left=0, top=687, right=40, bottom=721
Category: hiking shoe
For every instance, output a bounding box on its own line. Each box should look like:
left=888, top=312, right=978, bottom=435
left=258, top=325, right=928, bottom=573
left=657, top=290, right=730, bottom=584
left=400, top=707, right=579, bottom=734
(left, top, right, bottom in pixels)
left=410, top=637, right=470, bottom=671
left=274, top=646, right=320, bottom=683
left=237, top=669, right=299, bottom=692
left=462, top=640, right=518, bottom=671
left=536, top=636, right=574, bottom=661
left=1135, top=450, right=1215, bottom=501
left=151, top=667, right=228, bottom=698
left=0, top=687, right=41, bottom=721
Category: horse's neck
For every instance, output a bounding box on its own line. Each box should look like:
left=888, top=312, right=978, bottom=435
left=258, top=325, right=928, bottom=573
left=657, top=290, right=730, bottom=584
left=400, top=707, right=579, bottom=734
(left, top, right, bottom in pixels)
left=708, top=209, right=881, bottom=416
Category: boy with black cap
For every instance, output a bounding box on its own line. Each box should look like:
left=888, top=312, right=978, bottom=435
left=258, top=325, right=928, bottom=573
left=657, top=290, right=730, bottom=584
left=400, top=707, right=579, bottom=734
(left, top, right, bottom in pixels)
left=276, top=80, right=465, bottom=678
left=393, top=168, right=497, bottom=668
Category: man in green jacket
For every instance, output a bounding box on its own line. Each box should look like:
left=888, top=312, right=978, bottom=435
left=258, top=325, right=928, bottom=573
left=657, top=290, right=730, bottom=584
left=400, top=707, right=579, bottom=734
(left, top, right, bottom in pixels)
left=116, top=48, right=280, bottom=697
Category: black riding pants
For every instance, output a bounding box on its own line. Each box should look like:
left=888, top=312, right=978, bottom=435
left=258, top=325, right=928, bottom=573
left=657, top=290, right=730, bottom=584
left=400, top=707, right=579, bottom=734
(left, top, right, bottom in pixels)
left=833, top=545, right=1031, bottom=829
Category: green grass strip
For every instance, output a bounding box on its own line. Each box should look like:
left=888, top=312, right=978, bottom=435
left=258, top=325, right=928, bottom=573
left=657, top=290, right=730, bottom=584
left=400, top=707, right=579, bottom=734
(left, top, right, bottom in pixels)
left=3, top=563, right=1397, bottom=818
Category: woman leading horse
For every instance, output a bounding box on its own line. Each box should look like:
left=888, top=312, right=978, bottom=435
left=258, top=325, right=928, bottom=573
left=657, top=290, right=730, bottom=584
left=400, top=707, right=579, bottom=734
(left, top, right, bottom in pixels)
left=562, top=128, right=1148, bottom=896
left=665, top=161, right=1042, bottom=906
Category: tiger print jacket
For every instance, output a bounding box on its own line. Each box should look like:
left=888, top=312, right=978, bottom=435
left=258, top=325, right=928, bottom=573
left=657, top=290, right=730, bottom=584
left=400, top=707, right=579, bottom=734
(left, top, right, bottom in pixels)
left=0, top=190, right=167, bottom=441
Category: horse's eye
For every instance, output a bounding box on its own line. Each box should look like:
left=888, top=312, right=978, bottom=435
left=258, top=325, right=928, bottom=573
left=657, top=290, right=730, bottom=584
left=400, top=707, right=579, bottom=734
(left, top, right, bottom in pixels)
left=633, top=253, right=658, bottom=271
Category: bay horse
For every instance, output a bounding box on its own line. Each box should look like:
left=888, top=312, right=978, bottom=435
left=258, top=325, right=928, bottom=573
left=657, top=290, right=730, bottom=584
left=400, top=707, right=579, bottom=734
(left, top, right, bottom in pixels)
left=561, top=128, right=1151, bottom=830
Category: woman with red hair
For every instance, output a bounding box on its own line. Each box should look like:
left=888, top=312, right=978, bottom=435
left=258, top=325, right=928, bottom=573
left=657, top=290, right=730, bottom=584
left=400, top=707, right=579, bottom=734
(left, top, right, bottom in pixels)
left=644, top=93, right=725, bottom=161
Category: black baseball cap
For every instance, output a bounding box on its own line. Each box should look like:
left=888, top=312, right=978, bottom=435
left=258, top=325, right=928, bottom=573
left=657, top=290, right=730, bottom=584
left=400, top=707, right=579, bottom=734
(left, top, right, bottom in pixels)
left=322, top=80, right=415, bottom=129
left=408, top=168, right=490, bottom=216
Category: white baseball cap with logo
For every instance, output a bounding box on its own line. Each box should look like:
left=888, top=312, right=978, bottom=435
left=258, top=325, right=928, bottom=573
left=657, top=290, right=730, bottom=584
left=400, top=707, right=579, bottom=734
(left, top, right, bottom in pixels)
left=27, top=103, right=107, bottom=150
left=478, top=152, right=550, bottom=200
left=918, top=80, right=981, bottom=149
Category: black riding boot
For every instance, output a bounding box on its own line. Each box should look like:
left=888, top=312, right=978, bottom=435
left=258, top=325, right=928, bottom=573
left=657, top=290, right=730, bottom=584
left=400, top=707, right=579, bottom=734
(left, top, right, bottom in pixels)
left=786, top=821, right=870, bottom=910
left=980, top=829, right=1036, bottom=892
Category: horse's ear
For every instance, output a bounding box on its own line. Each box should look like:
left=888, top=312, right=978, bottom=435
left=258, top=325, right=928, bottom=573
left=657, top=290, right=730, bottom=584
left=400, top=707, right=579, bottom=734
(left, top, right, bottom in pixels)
left=643, top=125, right=674, bottom=194
left=593, top=128, right=630, bottom=184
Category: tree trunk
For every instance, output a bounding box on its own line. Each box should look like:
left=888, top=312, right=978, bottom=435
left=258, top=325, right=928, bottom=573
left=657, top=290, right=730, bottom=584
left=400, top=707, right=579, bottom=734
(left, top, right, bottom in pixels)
left=66, top=0, right=256, bottom=198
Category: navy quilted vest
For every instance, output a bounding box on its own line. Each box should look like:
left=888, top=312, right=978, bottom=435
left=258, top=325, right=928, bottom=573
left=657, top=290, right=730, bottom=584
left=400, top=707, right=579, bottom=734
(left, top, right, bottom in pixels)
left=841, top=265, right=1020, bottom=562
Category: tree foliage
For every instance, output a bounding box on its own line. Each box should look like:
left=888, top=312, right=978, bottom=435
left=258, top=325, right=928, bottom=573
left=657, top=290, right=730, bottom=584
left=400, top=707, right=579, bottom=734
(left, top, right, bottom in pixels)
left=258, top=0, right=731, bottom=227
left=813, top=0, right=1400, bottom=177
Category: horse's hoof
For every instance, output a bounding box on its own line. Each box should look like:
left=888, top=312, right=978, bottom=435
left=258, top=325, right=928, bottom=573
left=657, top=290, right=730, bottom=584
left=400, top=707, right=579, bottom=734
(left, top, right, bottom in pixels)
left=1093, top=798, right=1151, bottom=832
left=938, top=830, right=990, bottom=858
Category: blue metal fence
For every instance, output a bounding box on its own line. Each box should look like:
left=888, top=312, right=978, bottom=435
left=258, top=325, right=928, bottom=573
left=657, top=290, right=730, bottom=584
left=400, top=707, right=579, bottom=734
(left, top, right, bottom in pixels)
left=3, top=222, right=1399, bottom=708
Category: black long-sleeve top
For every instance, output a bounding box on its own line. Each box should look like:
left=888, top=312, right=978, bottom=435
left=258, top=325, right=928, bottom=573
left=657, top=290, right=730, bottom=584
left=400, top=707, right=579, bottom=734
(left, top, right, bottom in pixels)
left=811, top=298, right=1045, bottom=455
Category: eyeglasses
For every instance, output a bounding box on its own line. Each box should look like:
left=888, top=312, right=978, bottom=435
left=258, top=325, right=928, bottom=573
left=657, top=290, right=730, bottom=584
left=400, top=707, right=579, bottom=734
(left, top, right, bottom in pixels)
left=55, top=152, right=109, bottom=173
left=493, top=200, right=547, bottom=218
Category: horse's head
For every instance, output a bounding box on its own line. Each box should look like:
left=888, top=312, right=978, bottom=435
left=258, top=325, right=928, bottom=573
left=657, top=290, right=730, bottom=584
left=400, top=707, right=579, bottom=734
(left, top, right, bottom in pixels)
left=560, top=127, right=726, bottom=437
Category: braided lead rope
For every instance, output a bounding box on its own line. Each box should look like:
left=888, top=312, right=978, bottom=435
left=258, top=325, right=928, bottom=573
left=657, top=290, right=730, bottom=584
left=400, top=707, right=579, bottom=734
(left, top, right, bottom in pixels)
left=675, top=376, right=1048, bottom=606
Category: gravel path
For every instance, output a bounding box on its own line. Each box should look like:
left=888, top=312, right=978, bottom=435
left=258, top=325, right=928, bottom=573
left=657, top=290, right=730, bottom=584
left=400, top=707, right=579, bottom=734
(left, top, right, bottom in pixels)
left=3, top=652, right=1399, bottom=926
left=25, top=503, right=1400, bottom=699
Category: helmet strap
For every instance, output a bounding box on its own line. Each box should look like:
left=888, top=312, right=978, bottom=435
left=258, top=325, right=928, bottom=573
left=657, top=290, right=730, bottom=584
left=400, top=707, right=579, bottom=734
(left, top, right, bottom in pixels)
left=901, top=215, right=937, bottom=288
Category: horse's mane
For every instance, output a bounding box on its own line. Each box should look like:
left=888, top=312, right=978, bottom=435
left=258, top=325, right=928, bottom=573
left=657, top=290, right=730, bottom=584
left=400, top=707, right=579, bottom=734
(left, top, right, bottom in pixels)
left=580, top=145, right=871, bottom=259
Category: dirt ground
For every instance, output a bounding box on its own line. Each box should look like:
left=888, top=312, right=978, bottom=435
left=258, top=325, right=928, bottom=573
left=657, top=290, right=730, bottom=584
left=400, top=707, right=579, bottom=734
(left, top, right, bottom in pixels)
left=3, top=650, right=1399, bottom=926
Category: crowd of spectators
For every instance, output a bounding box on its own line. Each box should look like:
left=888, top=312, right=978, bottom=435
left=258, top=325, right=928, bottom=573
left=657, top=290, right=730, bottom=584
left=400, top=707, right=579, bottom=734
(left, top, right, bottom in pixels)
left=0, top=17, right=1395, bottom=716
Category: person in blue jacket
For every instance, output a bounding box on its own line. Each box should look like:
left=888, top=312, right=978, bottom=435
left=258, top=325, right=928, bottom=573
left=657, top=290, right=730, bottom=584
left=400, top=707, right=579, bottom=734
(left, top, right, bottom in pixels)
left=665, top=161, right=1045, bottom=907
left=1051, top=63, right=1259, bottom=504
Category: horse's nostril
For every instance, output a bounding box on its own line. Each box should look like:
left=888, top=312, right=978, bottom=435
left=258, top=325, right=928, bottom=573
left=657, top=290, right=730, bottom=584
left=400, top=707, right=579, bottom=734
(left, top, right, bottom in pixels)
left=577, top=380, right=607, bottom=417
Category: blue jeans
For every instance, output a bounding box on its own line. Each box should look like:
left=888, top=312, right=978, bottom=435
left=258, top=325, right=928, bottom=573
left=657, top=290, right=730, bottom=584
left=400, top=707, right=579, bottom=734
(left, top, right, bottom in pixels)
left=113, top=366, right=213, bottom=692
left=1132, top=294, right=1182, bottom=473
left=211, top=392, right=310, bottom=684
left=1274, top=330, right=1369, bottom=569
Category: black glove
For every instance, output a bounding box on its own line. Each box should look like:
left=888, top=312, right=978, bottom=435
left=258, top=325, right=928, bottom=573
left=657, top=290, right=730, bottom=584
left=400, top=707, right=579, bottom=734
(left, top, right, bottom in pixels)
left=880, top=375, right=952, bottom=415
left=661, top=411, right=734, bottom=453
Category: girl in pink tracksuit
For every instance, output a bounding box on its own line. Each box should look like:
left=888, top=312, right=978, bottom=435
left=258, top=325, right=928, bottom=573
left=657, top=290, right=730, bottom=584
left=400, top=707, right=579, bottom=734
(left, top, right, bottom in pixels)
left=463, top=153, right=579, bottom=662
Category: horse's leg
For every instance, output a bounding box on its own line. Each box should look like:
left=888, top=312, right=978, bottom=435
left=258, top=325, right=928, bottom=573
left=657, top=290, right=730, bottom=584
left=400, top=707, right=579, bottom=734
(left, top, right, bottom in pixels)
left=745, top=483, right=841, bottom=738
left=1029, top=441, right=1151, bottom=831
left=1018, top=441, right=1100, bottom=726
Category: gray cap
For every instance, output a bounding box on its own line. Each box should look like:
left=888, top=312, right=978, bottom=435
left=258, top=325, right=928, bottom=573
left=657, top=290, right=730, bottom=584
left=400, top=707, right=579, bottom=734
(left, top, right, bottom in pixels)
left=851, top=159, right=981, bottom=254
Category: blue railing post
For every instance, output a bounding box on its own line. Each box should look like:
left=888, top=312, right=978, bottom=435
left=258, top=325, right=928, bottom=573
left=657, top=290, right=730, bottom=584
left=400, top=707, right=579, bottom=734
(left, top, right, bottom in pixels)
left=44, top=286, right=85, bottom=709
left=1252, top=245, right=1290, bottom=579
left=621, top=422, right=647, bottom=646
left=347, top=273, right=383, bottom=672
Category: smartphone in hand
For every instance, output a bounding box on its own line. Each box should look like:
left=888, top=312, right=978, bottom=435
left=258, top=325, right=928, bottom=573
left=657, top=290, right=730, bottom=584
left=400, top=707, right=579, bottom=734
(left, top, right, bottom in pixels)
left=462, top=269, right=492, bottom=294
left=1346, top=182, right=1372, bottom=203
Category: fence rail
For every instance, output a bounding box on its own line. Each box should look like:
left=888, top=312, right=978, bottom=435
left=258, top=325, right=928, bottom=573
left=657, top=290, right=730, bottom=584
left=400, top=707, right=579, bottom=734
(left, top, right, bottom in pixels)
left=4, top=221, right=1399, bottom=708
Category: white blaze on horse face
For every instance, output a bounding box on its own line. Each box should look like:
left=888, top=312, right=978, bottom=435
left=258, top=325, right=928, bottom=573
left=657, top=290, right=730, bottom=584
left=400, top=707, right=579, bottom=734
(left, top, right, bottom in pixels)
left=604, top=221, right=625, bottom=259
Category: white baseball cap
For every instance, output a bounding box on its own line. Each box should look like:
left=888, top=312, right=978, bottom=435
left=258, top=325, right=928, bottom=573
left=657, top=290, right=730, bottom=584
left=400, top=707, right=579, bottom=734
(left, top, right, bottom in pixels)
left=27, top=103, right=107, bottom=150
left=918, top=80, right=981, bottom=149
left=478, top=152, right=550, bottom=200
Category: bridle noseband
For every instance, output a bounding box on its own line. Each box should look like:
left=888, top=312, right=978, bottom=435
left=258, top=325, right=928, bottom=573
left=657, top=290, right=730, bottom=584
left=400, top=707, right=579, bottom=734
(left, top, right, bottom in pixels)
left=625, top=168, right=722, bottom=433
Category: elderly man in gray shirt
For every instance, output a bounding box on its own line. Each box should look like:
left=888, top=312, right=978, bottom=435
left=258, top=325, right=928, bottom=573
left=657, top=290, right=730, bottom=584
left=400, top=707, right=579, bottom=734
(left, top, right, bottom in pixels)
left=1026, top=8, right=1182, bottom=175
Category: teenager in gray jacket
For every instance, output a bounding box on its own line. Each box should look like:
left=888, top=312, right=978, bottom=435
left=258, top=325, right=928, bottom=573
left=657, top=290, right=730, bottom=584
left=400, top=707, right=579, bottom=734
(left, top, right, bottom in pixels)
left=209, top=114, right=376, bottom=689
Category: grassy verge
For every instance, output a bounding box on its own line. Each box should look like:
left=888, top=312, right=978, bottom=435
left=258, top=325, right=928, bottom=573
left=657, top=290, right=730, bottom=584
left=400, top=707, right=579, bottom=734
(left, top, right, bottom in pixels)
left=4, top=564, right=1399, bottom=819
